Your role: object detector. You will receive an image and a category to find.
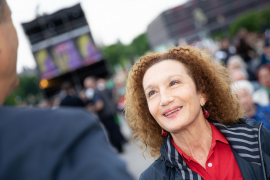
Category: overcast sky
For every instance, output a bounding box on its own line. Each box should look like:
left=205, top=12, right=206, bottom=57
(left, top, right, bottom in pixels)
left=7, top=0, right=188, bottom=73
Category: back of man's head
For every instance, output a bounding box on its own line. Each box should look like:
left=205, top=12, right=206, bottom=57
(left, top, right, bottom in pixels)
left=0, top=0, right=19, bottom=104
left=0, top=0, right=6, bottom=24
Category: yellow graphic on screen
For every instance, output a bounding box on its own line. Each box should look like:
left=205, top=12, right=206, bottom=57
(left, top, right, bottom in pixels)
left=77, top=34, right=91, bottom=58
left=35, top=50, right=51, bottom=73
left=53, top=50, right=69, bottom=73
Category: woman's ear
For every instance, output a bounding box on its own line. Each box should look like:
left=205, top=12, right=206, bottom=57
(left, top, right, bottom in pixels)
left=200, top=93, right=208, bottom=106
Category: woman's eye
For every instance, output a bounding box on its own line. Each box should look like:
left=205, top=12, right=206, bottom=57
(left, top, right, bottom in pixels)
left=170, top=80, right=179, bottom=86
left=148, top=91, right=155, bottom=97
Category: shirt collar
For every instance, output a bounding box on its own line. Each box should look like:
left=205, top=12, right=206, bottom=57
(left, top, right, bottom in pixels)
left=210, top=122, right=229, bottom=145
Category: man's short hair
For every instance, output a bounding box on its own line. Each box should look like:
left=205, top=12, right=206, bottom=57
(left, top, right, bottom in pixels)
left=0, top=0, right=7, bottom=24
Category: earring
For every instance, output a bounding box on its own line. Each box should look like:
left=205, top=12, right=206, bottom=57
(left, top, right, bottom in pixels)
left=202, top=106, right=210, bottom=118
left=161, top=129, right=168, bottom=136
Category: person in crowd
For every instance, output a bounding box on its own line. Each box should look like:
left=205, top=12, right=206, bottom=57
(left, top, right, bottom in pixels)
left=214, top=38, right=235, bottom=66
left=236, top=28, right=255, bottom=63
left=253, top=64, right=270, bottom=106
left=260, top=38, right=270, bottom=66
left=97, top=78, right=113, bottom=100
left=59, top=82, right=85, bottom=108
left=247, top=34, right=263, bottom=75
left=125, top=46, right=270, bottom=180
left=78, top=89, right=98, bottom=113
left=232, top=80, right=270, bottom=131
left=231, top=68, right=248, bottom=81
left=229, top=67, right=261, bottom=91
left=83, top=77, right=104, bottom=113
left=84, top=77, right=125, bottom=153
left=97, top=78, right=127, bottom=140
left=255, top=35, right=265, bottom=57
left=113, top=71, right=128, bottom=111
left=227, top=55, right=257, bottom=81
left=0, top=1, right=134, bottom=179
left=78, top=89, right=88, bottom=103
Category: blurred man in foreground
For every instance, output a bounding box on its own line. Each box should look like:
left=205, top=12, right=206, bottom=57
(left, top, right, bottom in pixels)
left=0, top=1, right=134, bottom=179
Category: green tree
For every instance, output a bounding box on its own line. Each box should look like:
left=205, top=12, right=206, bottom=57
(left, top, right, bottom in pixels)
left=4, top=75, right=42, bottom=106
left=229, top=5, right=270, bottom=37
left=102, top=33, right=150, bottom=69
left=229, top=11, right=261, bottom=36
left=130, top=33, right=150, bottom=56
left=102, top=42, right=127, bottom=67
left=261, top=5, right=270, bottom=29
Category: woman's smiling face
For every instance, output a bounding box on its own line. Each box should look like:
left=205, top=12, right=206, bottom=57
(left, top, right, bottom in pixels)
left=143, top=60, right=206, bottom=133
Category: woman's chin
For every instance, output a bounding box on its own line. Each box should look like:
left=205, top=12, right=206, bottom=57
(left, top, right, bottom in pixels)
left=165, top=124, right=186, bottom=134
left=164, top=119, right=196, bottom=134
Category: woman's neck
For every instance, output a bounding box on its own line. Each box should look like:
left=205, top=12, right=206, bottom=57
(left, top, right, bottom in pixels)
left=171, top=117, right=212, bottom=168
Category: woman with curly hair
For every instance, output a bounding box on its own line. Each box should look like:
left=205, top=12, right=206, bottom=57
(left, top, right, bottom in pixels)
left=125, top=46, right=270, bottom=180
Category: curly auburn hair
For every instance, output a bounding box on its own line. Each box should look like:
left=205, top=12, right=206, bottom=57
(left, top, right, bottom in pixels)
left=125, top=46, right=245, bottom=158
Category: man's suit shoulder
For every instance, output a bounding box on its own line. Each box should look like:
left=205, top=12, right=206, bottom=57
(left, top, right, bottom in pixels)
left=0, top=106, right=134, bottom=180
left=0, top=106, right=101, bottom=147
left=0, top=106, right=99, bottom=126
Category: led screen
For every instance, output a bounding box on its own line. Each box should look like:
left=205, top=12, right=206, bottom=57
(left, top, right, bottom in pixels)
left=35, top=33, right=102, bottom=79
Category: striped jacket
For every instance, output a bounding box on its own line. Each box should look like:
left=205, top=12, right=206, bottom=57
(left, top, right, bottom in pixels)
left=140, top=119, right=270, bottom=180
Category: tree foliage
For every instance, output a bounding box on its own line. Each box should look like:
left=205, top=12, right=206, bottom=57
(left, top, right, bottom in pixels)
left=102, top=33, right=150, bottom=68
left=229, top=5, right=270, bottom=36
left=4, top=75, right=41, bottom=105
left=130, top=33, right=150, bottom=56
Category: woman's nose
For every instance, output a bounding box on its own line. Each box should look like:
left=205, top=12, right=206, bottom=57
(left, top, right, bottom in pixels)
left=159, top=92, right=174, bottom=106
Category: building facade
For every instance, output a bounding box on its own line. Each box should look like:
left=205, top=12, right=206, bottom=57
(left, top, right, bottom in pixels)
left=147, top=0, right=270, bottom=51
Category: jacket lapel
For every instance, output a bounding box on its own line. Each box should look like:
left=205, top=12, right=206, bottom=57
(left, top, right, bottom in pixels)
left=161, top=135, right=203, bottom=180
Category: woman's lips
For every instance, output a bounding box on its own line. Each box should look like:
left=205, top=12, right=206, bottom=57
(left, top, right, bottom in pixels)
left=163, top=106, right=182, bottom=118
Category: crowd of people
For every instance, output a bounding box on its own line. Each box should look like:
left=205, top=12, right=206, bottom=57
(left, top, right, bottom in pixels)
left=213, top=28, right=270, bottom=131
left=35, top=75, right=128, bottom=153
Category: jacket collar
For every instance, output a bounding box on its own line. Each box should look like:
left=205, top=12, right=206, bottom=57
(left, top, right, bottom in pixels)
left=160, top=134, right=202, bottom=179
left=211, top=120, right=261, bottom=165
left=160, top=119, right=262, bottom=178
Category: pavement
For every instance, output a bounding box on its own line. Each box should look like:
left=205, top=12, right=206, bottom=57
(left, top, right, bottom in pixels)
left=117, top=114, right=154, bottom=180
left=119, top=141, right=154, bottom=180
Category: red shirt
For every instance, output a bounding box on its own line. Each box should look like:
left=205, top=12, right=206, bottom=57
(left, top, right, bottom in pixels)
left=171, top=123, right=243, bottom=180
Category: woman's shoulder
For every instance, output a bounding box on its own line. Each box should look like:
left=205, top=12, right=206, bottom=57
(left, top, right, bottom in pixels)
left=139, top=157, right=173, bottom=180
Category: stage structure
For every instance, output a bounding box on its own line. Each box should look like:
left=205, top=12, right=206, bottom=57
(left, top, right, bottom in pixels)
left=22, top=4, right=110, bottom=97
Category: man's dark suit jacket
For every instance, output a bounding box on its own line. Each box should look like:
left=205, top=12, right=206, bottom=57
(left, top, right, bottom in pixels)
left=0, top=106, right=134, bottom=180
